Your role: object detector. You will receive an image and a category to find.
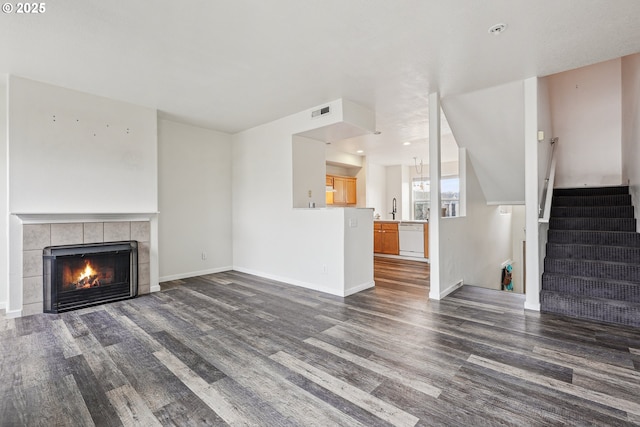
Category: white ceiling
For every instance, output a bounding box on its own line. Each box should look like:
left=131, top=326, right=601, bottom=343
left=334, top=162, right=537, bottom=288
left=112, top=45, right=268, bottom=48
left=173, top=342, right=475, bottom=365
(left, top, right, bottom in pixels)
left=2, top=1, right=640, bottom=166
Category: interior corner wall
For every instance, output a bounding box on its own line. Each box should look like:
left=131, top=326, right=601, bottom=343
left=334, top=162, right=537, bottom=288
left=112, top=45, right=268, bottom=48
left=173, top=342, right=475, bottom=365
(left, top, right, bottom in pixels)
left=621, top=53, right=640, bottom=230
left=0, top=77, right=7, bottom=309
left=548, top=59, right=622, bottom=188
left=439, top=152, right=513, bottom=291
left=158, top=119, right=232, bottom=281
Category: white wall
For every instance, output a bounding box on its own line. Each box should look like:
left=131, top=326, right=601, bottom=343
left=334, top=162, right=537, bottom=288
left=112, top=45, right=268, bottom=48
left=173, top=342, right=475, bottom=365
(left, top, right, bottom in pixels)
left=232, top=100, right=373, bottom=296
left=622, top=53, right=640, bottom=229
left=344, top=207, right=374, bottom=295
left=385, top=165, right=410, bottom=220
left=0, top=77, right=7, bottom=310
left=354, top=162, right=367, bottom=208
left=292, top=136, right=326, bottom=209
left=442, top=81, right=525, bottom=204
left=510, top=205, right=526, bottom=294
left=537, top=77, right=554, bottom=205
left=8, top=76, right=158, bottom=213
left=366, top=162, right=386, bottom=217
left=158, top=119, right=232, bottom=281
left=439, top=151, right=513, bottom=292
left=549, top=59, right=622, bottom=188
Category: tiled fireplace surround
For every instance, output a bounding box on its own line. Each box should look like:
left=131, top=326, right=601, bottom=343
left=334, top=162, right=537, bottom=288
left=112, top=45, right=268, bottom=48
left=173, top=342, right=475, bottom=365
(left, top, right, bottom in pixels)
left=21, top=220, right=151, bottom=316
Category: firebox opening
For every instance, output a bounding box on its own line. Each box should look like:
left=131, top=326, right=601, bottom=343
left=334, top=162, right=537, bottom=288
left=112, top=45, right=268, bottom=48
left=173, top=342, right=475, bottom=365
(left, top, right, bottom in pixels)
left=43, top=241, right=138, bottom=313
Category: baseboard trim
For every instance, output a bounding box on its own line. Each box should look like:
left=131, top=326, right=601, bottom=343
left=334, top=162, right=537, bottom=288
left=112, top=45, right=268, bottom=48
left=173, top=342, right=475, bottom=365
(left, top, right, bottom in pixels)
left=0, top=301, right=5, bottom=310
left=431, top=279, right=464, bottom=300
left=150, top=284, right=161, bottom=293
left=374, top=254, right=429, bottom=263
left=524, top=301, right=541, bottom=311
left=5, top=308, right=22, bottom=319
left=159, top=266, right=233, bottom=283
left=233, top=266, right=345, bottom=297
left=344, top=280, right=375, bottom=297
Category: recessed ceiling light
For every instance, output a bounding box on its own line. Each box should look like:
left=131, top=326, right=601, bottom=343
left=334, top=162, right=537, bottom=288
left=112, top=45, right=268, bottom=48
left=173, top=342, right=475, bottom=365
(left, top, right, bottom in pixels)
left=403, top=142, right=411, bottom=146
left=488, top=23, right=507, bottom=35
left=356, top=150, right=364, bottom=154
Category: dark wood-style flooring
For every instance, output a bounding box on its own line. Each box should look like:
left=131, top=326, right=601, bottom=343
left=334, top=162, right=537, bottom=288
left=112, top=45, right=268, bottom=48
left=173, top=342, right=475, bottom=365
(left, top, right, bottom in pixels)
left=1, top=262, right=640, bottom=426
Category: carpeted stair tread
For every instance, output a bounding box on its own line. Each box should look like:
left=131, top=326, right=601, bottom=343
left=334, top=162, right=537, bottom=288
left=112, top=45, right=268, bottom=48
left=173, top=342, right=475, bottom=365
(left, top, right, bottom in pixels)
left=550, top=206, right=635, bottom=218
left=545, top=243, right=640, bottom=263
left=553, top=186, right=629, bottom=197
left=549, top=217, right=636, bottom=231
left=547, top=229, right=640, bottom=247
left=540, top=290, right=640, bottom=327
left=543, top=185, right=640, bottom=327
left=542, top=273, right=640, bottom=303
left=544, top=258, right=640, bottom=282
left=552, top=194, right=631, bottom=207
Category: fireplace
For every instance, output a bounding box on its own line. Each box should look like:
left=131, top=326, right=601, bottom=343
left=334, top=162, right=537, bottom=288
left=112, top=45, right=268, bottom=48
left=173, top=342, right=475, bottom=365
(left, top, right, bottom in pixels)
left=43, top=241, right=138, bottom=313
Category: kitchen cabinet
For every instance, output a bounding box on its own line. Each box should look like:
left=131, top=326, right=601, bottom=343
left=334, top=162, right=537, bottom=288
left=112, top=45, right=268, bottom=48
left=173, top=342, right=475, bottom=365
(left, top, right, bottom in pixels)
left=326, top=175, right=356, bottom=206
left=424, top=223, right=429, bottom=258
left=325, top=175, right=334, bottom=205
left=373, top=222, right=399, bottom=255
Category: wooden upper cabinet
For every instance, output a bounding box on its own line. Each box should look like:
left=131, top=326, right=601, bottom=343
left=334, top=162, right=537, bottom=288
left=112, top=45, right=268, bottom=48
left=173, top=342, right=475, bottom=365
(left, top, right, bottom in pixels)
left=333, top=177, right=346, bottom=204
left=345, top=178, right=357, bottom=204
left=326, top=175, right=356, bottom=206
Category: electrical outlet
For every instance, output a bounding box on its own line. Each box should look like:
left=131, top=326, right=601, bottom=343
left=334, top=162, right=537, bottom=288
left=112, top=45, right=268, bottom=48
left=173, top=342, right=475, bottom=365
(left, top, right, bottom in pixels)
left=308, top=190, right=312, bottom=198
left=201, top=251, right=207, bottom=260
left=321, top=264, right=328, bottom=274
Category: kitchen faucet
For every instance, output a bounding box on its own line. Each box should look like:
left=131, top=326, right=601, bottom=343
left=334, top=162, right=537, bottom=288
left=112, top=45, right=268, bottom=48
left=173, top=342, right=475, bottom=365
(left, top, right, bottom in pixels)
left=390, top=197, right=397, bottom=220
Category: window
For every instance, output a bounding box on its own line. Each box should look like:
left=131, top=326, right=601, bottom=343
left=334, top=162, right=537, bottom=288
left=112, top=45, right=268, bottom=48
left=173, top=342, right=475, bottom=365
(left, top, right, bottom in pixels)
left=412, top=176, right=460, bottom=219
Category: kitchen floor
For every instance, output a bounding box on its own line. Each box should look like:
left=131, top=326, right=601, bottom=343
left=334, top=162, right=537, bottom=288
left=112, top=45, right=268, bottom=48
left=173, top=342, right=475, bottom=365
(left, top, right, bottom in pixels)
left=374, top=256, right=429, bottom=296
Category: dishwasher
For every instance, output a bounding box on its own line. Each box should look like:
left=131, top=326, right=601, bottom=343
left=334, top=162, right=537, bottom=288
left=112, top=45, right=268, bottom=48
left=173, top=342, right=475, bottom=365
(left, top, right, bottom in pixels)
left=398, top=223, right=424, bottom=258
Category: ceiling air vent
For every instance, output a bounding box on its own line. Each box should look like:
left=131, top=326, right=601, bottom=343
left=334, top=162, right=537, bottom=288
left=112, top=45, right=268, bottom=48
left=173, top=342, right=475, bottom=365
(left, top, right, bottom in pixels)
left=311, top=105, right=331, bottom=118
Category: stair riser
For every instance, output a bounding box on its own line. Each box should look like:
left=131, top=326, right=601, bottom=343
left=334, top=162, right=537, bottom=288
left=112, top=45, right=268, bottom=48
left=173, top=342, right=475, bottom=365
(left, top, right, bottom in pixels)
left=552, top=194, right=631, bottom=207
left=542, top=274, right=640, bottom=303
left=544, top=259, right=640, bottom=282
left=547, top=230, right=640, bottom=247
left=549, top=218, right=636, bottom=231
left=553, top=186, right=629, bottom=197
left=546, top=244, right=640, bottom=263
left=550, top=206, right=634, bottom=218
left=540, top=291, right=640, bottom=327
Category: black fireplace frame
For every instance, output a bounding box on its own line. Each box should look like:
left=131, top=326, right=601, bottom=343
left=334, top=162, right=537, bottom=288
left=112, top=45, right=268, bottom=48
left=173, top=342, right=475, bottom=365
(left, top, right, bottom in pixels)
left=43, top=241, right=138, bottom=313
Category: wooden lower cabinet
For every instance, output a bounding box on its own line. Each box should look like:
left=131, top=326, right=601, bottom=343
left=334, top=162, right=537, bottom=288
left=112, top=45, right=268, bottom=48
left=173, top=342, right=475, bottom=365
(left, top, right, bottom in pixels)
left=373, top=222, right=399, bottom=255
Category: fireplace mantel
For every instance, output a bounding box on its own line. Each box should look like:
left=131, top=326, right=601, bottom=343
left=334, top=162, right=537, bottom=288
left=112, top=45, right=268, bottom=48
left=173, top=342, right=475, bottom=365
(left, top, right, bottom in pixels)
left=14, top=212, right=159, bottom=223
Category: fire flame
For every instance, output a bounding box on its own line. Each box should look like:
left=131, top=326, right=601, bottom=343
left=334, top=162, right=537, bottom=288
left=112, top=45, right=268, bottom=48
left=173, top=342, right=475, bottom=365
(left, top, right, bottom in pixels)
left=75, top=261, right=101, bottom=289
left=78, top=262, right=96, bottom=282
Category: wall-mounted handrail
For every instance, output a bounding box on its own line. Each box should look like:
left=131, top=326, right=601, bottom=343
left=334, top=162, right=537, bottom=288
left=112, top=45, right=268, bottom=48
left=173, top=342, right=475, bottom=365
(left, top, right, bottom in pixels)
left=539, top=137, right=559, bottom=223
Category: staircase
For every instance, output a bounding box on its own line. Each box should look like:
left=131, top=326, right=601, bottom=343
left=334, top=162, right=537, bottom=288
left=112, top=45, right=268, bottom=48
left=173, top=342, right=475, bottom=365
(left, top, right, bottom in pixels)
left=541, top=185, right=640, bottom=327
